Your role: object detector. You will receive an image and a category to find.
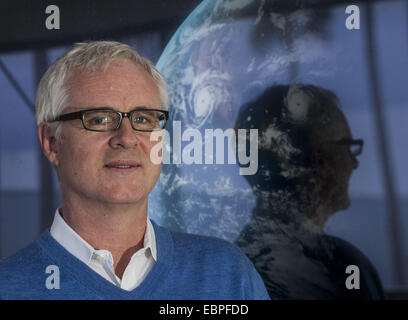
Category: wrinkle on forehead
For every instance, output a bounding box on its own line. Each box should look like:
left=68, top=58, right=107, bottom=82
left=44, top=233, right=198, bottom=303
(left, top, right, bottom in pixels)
left=65, top=59, right=161, bottom=112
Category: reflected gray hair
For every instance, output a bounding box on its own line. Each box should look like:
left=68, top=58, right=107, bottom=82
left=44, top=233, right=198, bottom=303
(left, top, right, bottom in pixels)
left=35, top=41, right=168, bottom=135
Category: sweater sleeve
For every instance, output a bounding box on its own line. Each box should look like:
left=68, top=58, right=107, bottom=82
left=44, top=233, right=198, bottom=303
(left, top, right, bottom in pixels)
left=241, top=252, right=271, bottom=300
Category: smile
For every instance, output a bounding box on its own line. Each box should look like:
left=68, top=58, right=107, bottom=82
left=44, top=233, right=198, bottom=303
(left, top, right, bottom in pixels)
left=104, top=160, right=141, bottom=169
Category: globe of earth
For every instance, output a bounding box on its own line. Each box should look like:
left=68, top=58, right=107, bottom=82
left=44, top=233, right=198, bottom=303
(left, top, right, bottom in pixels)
left=149, top=0, right=384, bottom=299
left=149, top=0, right=342, bottom=240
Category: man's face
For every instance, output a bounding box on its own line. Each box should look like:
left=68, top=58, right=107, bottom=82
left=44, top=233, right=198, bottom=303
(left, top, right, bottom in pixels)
left=319, top=118, right=359, bottom=212
left=51, top=59, right=163, bottom=207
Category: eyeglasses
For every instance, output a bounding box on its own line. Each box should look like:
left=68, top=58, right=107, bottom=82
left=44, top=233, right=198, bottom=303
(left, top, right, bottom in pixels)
left=336, top=138, right=364, bottom=157
left=51, top=108, right=169, bottom=132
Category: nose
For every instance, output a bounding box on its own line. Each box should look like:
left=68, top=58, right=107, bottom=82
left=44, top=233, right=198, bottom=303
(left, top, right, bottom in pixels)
left=109, top=117, right=139, bottom=149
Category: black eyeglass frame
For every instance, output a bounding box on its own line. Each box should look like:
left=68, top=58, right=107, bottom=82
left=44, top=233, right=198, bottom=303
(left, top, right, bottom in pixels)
left=336, top=138, right=364, bottom=157
left=51, top=108, right=169, bottom=132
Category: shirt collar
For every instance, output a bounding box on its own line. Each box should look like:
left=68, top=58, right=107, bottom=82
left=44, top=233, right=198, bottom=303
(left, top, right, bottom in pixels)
left=145, top=217, right=157, bottom=261
left=50, top=208, right=157, bottom=265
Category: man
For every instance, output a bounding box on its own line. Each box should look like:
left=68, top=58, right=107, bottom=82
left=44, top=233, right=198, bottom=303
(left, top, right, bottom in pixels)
left=0, top=41, right=269, bottom=300
left=234, top=84, right=384, bottom=299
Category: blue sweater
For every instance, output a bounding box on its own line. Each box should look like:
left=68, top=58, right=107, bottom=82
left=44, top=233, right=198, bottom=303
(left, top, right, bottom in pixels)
left=0, top=221, right=269, bottom=300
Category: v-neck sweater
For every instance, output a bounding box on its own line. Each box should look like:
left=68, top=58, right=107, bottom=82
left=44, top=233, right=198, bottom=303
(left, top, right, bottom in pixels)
left=0, top=221, right=270, bottom=300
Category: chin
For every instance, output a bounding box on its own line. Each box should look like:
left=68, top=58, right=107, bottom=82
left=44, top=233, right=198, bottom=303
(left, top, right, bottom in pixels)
left=327, top=184, right=351, bottom=213
left=102, top=186, right=149, bottom=204
left=333, top=194, right=351, bottom=212
left=341, top=197, right=351, bottom=210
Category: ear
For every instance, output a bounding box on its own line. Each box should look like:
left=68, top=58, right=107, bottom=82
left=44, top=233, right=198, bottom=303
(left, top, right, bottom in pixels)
left=38, top=123, right=60, bottom=167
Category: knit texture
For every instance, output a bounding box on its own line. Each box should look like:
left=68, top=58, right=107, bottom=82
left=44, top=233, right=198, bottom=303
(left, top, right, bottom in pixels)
left=0, top=221, right=270, bottom=300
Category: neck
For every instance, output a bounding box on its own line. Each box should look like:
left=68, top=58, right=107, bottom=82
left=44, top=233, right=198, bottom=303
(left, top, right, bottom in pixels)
left=60, top=193, right=148, bottom=279
left=309, top=204, right=331, bottom=233
left=252, top=190, right=329, bottom=234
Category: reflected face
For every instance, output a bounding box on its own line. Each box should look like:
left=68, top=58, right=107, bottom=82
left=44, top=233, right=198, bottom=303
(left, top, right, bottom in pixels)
left=318, top=118, right=359, bottom=211
left=53, top=59, right=163, bottom=206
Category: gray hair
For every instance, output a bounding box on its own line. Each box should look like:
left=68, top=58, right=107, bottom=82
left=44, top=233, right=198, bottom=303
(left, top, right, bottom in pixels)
left=35, top=41, right=168, bottom=134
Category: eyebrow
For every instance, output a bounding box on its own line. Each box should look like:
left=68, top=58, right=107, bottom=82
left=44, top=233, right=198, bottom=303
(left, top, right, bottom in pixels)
left=77, top=106, right=162, bottom=112
left=337, top=138, right=363, bottom=144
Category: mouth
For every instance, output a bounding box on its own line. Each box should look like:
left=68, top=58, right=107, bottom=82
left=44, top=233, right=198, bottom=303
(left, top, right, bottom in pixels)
left=104, top=160, right=141, bottom=170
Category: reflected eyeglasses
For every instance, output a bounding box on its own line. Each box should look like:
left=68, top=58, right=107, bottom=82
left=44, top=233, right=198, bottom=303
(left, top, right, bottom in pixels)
left=336, top=138, right=364, bottom=157
left=51, top=108, right=169, bottom=132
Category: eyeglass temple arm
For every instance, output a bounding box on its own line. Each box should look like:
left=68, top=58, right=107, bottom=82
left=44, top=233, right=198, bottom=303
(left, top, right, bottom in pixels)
left=51, top=111, right=83, bottom=122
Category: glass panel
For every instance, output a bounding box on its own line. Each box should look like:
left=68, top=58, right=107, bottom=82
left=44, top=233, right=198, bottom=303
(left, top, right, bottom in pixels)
left=149, top=0, right=408, bottom=297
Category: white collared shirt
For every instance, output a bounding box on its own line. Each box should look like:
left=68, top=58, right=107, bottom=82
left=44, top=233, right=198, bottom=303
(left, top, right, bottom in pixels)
left=49, top=209, right=157, bottom=291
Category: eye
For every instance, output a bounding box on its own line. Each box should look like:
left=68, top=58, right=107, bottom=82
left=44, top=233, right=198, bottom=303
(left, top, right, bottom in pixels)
left=130, top=110, right=166, bottom=130
left=132, top=112, right=155, bottom=125
left=133, top=116, right=148, bottom=124
left=90, top=116, right=109, bottom=125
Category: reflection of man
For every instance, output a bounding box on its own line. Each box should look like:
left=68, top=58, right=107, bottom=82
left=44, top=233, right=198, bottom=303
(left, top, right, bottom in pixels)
left=0, top=41, right=269, bottom=300
left=235, top=84, right=384, bottom=299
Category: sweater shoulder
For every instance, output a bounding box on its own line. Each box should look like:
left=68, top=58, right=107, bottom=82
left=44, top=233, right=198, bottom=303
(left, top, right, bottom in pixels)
left=322, top=235, right=385, bottom=299
left=170, top=230, right=247, bottom=261
left=324, top=235, right=378, bottom=270
left=163, top=229, right=269, bottom=299
left=0, top=233, right=62, bottom=299
left=0, top=240, right=44, bottom=276
left=167, top=229, right=261, bottom=281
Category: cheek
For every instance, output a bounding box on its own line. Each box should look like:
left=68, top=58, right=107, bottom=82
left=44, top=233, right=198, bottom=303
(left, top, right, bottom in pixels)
left=142, top=139, right=163, bottom=179
left=336, top=155, right=354, bottom=179
left=57, top=138, right=101, bottom=175
left=139, top=135, right=163, bottom=163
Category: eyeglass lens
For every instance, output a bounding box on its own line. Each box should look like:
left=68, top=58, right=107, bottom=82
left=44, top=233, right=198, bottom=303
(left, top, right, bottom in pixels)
left=349, top=143, right=362, bottom=156
left=335, top=139, right=363, bottom=157
left=82, top=110, right=166, bottom=132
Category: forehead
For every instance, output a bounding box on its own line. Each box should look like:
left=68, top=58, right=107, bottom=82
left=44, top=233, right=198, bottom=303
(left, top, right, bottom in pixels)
left=307, top=111, right=353, bottom=149
left=325, top=112, right=352, bottom=140
left=66, top=59, right=161, bottom=110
